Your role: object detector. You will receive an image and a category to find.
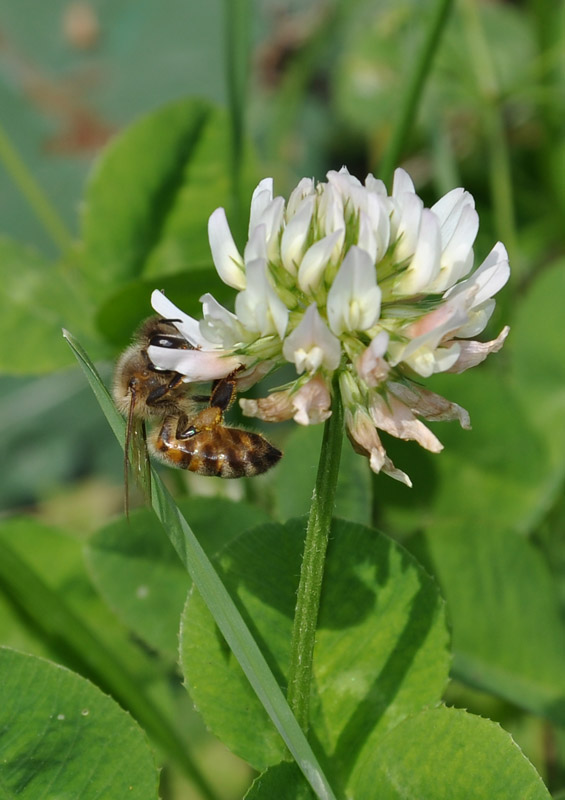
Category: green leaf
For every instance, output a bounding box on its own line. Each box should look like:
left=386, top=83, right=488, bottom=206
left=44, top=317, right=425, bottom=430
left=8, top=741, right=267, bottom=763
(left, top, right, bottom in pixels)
left=0, top=517, right=160, bottom=681
left=181, top=517, right=450, bottom=790
left=80, top=99, right=258, bottom=302
left=350, top=706, right=551, bottom=799
left=65, top=330, right=338, bottom=800
left=0, top=236, right=96, bottom=373
left=246, top=762, right=315, bottom=800
left=87, top=497, right=271, bottom=660
left=0, top=647, right=159, bottom=799
left=246, top=707, right=551, bottom=800
left=418, top=521, right=565, bottom=724
left=274, top=426, right=371, bottom=525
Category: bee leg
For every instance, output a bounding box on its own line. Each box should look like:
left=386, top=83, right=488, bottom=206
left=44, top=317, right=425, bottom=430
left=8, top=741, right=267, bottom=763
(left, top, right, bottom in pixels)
left=175, top=407, right=222, bottom=440
left=151, top=415, right=194, bottom=468
left=145, top=373, right=184, bottom=407
left=152, top=411, right=224, bottom=474
left=209, top=375, right=238, bottom=412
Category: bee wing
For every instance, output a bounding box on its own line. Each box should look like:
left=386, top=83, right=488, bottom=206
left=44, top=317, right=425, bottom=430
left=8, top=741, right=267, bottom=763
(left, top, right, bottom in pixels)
left=124, top=394, right=152, bottom=516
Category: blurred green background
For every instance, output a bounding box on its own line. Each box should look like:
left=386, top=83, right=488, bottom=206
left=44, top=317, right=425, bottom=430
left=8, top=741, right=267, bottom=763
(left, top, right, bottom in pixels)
left=2, top=0, right=565, bottom=797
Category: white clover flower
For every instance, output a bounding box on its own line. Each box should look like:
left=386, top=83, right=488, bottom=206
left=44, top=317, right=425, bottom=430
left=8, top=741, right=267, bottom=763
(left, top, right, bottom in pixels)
left=149, top=167, right=510, bottom=485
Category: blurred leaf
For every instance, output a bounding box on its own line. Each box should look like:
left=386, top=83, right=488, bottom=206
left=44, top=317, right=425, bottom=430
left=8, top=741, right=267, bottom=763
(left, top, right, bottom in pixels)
left=0, top=647, right=159, bottom=800
left=181, top=517, right=450, bottom=790
left=0, top=517, right=162, bottom=683
left=0, top=371, right=121, bottom=511
left=0, top=236, right=97, bottom=373
left=273, top=426, right=371, bottom=525
left=417, top=521, right=565, bottom=725
left=95, top=269, right=234, bottom=348
left=80, top=99, right=259, bottom=302
left=350, top=706, right=550, bottom=799
left=508, top=259, right=565, bottom=476
left=87, top=497, right=271, bottom=660
left=335, top=0, right=534, bottom=139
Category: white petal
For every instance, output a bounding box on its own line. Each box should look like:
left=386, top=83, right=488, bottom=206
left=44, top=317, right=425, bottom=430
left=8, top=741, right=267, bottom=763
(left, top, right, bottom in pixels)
left=208, top=208, right=246, bottom=290
left=358, top=210, right=378, bottom=262
left=392, top=168, right=416, bottom=197
left=150, top=290, right=210, bottom=348
left=394, top=209, right=441, bottom=295
left=427, top=205, right=479, bottom=293
left=199, top=292, right=245, bottom=347
left=401, top=341, right=461, bottom=378
left=282, top=303, right=341, bottom=374
left=366, top=192, right=391, bottom=259
left=248, top=178, right=273, bottom=235
left=147, top=346, right=242, bottom=381
left=318, top=183, right=345, bottom=237
left=244, top=223, right=268, bottom=263
left=298, top=229, right=344, bottom=293
left=326, top=245, right=381, bottom=334
left=364, top=173, right=387, bottom=196
left=446, top=241, right=510, bottom=308
left=257, top=196, right=286, bottom=262
left=391, top=192, right=423, bottom=263
left=451, top=299, right=495, bottom=338
left=431, top=188, right=474, bottom=242
left=280, top=196, right=315, bottom=274
left=235, top=258, right=289, bottom=339
left=287, top=177, right=315, bottom=218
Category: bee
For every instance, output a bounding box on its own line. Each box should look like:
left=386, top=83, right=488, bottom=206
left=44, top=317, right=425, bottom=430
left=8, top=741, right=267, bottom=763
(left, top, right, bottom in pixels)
left=113, top=317, right=282, bottom=508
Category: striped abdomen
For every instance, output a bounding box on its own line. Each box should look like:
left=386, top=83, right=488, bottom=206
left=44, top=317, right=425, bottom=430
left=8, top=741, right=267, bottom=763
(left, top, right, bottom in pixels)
left=152, top=416, right=281, bottom=478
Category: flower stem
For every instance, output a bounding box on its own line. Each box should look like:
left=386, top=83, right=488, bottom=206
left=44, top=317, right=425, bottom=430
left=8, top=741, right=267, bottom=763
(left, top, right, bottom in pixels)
left=287, top=377, right=344, bottom=732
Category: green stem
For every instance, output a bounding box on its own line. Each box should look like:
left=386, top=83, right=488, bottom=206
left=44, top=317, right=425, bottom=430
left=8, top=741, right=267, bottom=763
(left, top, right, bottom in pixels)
left=0, top=538, right=219, bottom=800
left=0, top=122, right=74, bottom=254
left=287, top=378, right=344, bottom=731
left=377, top=0, right=454, bottom=185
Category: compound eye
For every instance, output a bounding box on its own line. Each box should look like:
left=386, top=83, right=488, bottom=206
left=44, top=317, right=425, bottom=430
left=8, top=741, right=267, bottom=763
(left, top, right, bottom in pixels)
left=149, top=334, right=183, bottom=349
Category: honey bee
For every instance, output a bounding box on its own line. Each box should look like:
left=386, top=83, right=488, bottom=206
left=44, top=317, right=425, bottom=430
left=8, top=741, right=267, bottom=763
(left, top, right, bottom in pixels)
left=113, top=317, right=282, bottom=507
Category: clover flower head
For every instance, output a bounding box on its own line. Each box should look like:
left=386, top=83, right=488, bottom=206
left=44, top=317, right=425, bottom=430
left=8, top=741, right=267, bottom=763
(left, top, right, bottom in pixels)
left=149, top=167, right=510, bottom=486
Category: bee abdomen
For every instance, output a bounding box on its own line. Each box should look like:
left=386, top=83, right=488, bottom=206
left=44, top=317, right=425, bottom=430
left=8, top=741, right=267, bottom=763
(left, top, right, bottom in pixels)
left=152, top=423, right=281, bottom=478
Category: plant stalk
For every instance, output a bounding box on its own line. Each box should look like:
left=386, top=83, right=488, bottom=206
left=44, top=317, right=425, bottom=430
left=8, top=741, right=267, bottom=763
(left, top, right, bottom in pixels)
left=377, top=0, right=454, bottom=185
left=287, top=377, right=344, bottom=732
